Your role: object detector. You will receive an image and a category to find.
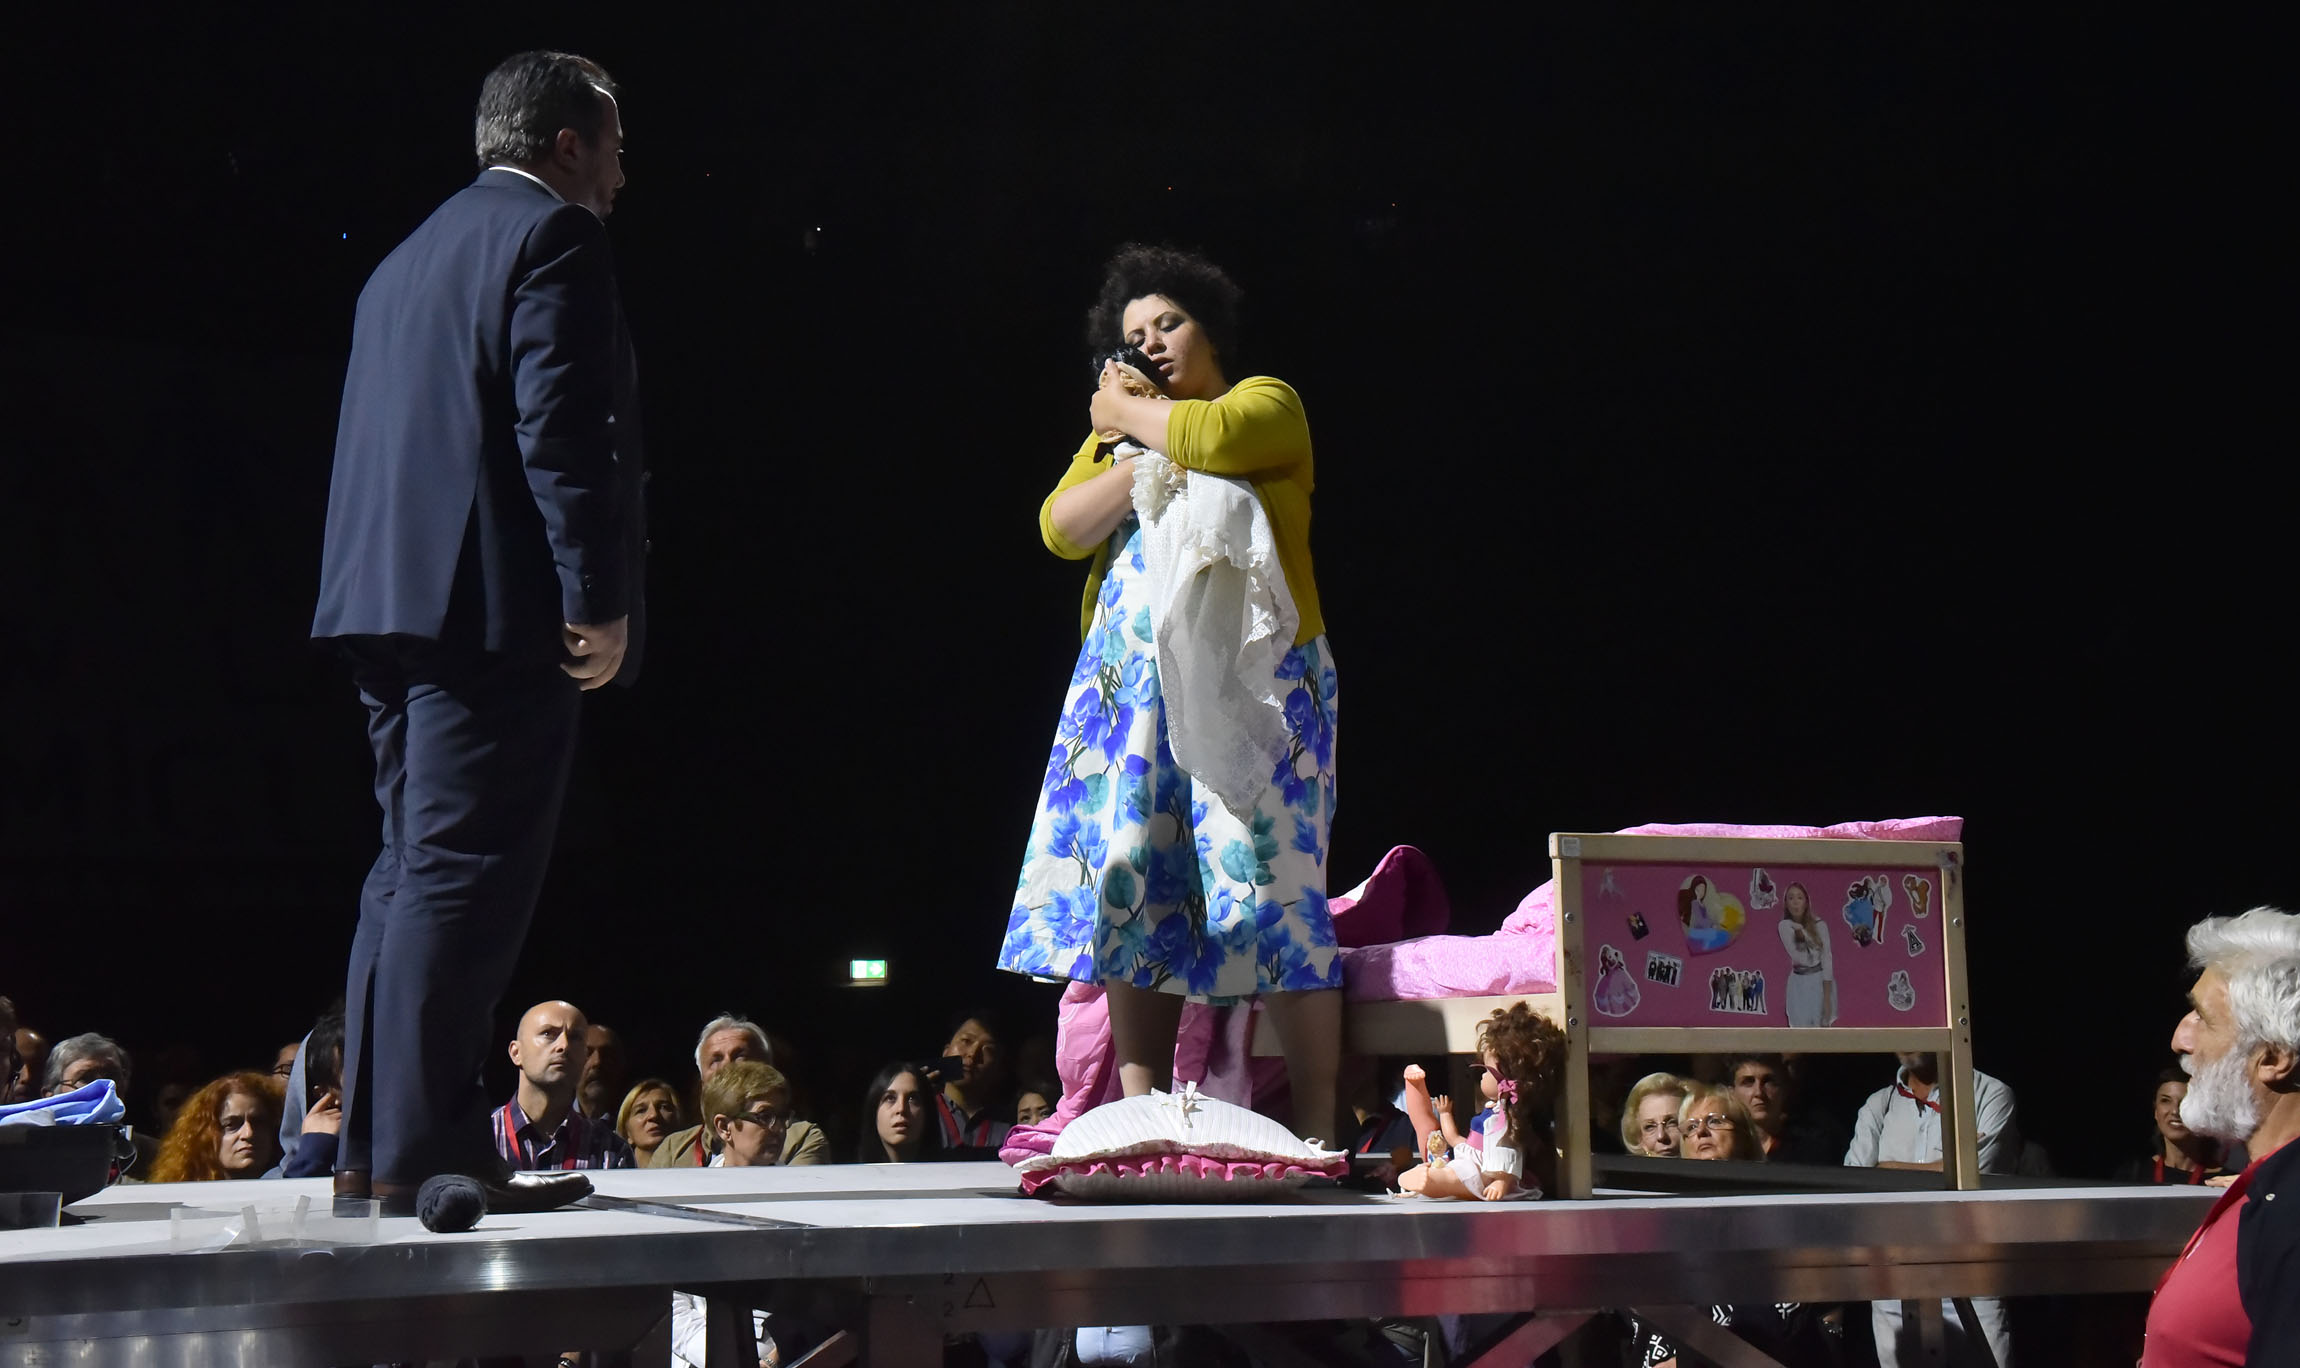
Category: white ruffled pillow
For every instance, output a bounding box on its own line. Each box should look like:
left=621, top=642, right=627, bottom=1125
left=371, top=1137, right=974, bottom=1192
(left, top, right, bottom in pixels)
left=1012, top=1083, right=1347, bottom=1201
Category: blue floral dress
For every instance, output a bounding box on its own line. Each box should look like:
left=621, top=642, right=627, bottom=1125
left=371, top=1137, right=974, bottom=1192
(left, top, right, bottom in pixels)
left=998, top=517, right=1341, bottom=1003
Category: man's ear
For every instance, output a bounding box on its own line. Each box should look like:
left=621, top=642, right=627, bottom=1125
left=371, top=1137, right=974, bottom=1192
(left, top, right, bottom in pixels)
left=2257, top=1042, right=2299, bottom=1090
left=508, top=1039, right=523, bottom=1070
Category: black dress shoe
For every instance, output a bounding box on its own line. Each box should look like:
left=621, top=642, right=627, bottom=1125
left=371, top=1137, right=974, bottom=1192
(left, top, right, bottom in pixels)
left=333, top=1170, right=371, bottom=1198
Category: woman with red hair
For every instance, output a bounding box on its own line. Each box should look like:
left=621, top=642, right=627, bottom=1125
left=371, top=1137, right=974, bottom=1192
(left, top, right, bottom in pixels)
left=148, top=1072, right=283, bottom=1183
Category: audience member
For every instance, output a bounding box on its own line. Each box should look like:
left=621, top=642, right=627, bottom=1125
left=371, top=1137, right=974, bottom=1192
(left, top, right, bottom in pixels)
left=931, top=1011, right=1011, bottom=1152
left=2142, top=907, right=2300, bottom=1367
left=270, top=1041, right=300, bottom=1083
left=617, top=1078, right=685, bottom=1169
left=493, top=1000, right=631, bottom=1171
left=648, top=1015, right=773, bottom=1168
left=1621, top=1072, right=1690, bottom=1157
left=1679, top=1085, right=1765, bottom=1162
left=858, top=1062, right=945, bottom=1163
left=39, top=1032, right=158, bottom=1173
left=698, top=1061, right=797, bottom=1168
left=1721, top=1053, right=1845, bottom=1164
left=1846, top=1052, right=2019, bottom=1367
left=1015, top=1084, right=1056, bottom=1128
left=274, top=1006, right=348, bottom=1179
left=14, top=1025, right=50, bottom=1101
left=578, top=1023, right=628, bottom=1121
left=149, top=1073, right=285, bottom=1183
left=2118, top=1066, right=2229, bottom=1186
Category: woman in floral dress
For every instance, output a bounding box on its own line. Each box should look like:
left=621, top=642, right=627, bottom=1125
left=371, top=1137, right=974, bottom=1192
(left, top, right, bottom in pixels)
left=997, top=244, right=1343, bottom=1141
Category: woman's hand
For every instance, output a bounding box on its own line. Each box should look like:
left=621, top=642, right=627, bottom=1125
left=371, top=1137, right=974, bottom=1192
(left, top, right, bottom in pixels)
left=1090, top=361, right=1130, bottom=438
left=302, top=1087, right=342, bottom=1138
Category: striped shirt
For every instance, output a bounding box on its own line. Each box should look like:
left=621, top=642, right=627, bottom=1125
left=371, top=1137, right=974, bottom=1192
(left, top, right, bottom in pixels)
left=492, top=1097, right=633, bottom=1171
left=932, top=1091, right=1011, bottom=1150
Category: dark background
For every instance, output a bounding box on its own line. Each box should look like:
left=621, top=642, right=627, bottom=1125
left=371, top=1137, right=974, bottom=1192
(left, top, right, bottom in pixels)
left=1, top=10, right=2279, bottom=1177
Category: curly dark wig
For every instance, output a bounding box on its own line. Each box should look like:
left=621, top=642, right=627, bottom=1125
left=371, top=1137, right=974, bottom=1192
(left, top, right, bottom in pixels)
left=1084, top=243, right=1244, bottom=370
left=1478, top=1002, right=1568, bottom=1149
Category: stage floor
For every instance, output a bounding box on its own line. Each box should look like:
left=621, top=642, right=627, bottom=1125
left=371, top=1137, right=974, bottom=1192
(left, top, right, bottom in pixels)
left=1, top=1163, right=2214, bottom=1367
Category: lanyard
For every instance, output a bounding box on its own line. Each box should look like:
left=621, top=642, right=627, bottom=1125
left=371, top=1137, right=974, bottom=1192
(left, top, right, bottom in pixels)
left=496, top=1102, right=582, bottom=1171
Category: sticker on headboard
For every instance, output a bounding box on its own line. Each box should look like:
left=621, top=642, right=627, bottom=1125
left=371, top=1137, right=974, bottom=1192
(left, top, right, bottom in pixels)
left=1626, top=911, right=1651, bottom=940
left=1679, top=874, right=1747, bottom=956
left=1708, top=966, right=1768, bottom=1015
left=1841, top=874, right=1893, bottom=948
left=1904, top=874, right=1933, bottom=919
left=1645, top=952, right=1683, bottom=987
left=1887, top=970, right=1916, bottom=1012
left=1748, top=867, right=1779, bottom=910
left=1592, top=944, right=1641, bottom=1017
left=1903, top=924, right=1925, bottom=957
left=1598, top=868, right=1625, bottom=901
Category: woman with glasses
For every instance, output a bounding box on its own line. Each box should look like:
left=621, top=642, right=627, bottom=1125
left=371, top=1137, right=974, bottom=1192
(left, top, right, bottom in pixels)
left=673, top=1061, right=817, bottom=1367
left=1678, top=1085, right=1766, bottom=1162
left=1620, top=1072, right=1690, bottom=1157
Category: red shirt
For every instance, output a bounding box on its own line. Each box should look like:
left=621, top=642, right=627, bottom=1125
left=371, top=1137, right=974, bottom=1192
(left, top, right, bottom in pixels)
left=2141, top=1159, right=2258, bottom=1368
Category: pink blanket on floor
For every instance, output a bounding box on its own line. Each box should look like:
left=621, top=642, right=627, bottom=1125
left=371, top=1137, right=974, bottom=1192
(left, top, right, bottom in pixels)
left=999, top=819, right=1963, bottom=1164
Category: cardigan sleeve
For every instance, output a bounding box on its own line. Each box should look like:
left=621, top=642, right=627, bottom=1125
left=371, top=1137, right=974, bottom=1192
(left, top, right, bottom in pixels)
left=1163, top=376, right=1310, bottom=478
left=1038, top=430, right=1116, bottom=560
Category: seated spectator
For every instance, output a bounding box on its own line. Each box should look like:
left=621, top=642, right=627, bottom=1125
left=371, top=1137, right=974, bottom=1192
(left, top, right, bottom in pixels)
left=14, top=1024, right=49, bottom=1102
left=1679, top=1085, right=1765, bottom=1162
left=2117, top=1065, right=2229, bottom=1185
left=1015, top=1083, right=1056, bottom=1129
left=46, top=1032, right=163, bottom=1174
left=699, top=1061, right=800, bottom=1169
left=1621, top=1072, right=1690, bottom=1157
left=1722, top=1053, right=1846, bottom=1164
left=930, top=1010, right=1011, bottom=1152
left=648, top=1014, right=774, bottom=1169
left=577, top=1023, right=628, bottom=1121
left=269, top=1041, right=300, bottom=1084
left=1846, top=1052, right=2019, bottom=1367
left=273, top=1005, right=347, bottom=1179
left=493, top=1000, right=631, bottom=1170
left=858, top=1062, right=946, bottom=1163
left=617, top=1078, right=686, bottom=1168
left=149, top=1073, right=285, bottom=1182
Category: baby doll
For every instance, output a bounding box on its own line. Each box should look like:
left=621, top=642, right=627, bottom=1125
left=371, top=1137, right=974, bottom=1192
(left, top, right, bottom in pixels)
left=1397, top=1002, right=1568, bottom=1201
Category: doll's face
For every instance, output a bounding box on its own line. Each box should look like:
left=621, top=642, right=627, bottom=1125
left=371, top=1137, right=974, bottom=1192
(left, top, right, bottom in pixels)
left=1101, top=362, right=1165, bottom=401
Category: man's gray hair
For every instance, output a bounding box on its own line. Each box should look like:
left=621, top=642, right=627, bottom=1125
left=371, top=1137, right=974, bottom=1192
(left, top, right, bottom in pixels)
left=44, top=1033, right=132, bottom=1095
left=693, top=1016, right=771, bottom=1071
left=473, top=50, right=619, bottom=170
left=2187, top=906, right=2300, bottom=1055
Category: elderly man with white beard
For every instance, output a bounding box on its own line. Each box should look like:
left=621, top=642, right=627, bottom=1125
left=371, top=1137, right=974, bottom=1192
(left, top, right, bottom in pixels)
left=2142, top=907, right=2300, bottom=1368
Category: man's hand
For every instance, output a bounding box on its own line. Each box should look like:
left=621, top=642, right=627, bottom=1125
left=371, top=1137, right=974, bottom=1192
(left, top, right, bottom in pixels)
left=562, top=616, right=629, bottom=690
left=303, top=1087, right=342, bottom=1138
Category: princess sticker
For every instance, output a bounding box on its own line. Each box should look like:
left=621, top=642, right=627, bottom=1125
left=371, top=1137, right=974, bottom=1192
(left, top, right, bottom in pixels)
left=1593, top=943, right=1641, bottom=1018
left=1599, top=868, right=1625, bottom=902
left=1678, top=874, right=1747, bottom=956
left=1903, top=874, right=1933, bottom=919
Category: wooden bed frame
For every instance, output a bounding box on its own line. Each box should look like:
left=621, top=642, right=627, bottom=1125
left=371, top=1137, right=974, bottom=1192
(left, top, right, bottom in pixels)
left=1253, top=832, right=1976, bottom=1198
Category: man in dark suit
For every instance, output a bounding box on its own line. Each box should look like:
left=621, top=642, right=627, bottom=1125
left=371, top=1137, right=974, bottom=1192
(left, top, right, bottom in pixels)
left=312, top=50, right=645, bottom=1216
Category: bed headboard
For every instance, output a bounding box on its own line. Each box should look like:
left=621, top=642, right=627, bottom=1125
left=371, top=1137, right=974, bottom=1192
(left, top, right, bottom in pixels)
left=1551, top=832, right=1974, bottom=1198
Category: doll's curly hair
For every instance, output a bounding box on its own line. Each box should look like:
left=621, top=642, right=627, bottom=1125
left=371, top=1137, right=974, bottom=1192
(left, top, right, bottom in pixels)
left=148, top=1072, right=283, bottom=1183
left=1084, top=243, right=1244, bottom=370
left=1478, top=1002, right=1568, bottom=1149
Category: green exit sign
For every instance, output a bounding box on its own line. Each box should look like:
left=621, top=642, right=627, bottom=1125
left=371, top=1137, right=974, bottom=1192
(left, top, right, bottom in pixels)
left=848, top=959, right=889, bottom=984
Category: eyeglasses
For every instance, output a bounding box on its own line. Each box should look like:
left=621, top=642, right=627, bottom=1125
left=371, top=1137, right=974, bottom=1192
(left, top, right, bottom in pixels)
left=731, top=1108, right=793, bottom=1130
left=1638, top=1118, right=1682, bottom=1138
left=1685, top=1113, right=1736, bottom=1133
left=270, top=1061, right=297, bottom=1079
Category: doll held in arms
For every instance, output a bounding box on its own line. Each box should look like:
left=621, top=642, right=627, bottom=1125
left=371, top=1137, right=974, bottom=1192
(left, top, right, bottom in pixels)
left=1397, top=1003, right=1567, bottom=1200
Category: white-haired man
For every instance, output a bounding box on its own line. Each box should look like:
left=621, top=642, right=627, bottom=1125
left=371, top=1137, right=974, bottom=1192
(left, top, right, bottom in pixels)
left=2142, top=907, right=2300, bottom=1367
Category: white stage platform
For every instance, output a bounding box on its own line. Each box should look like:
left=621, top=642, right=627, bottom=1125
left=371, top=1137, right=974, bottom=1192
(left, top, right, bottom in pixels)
left=0, top=1162, right=2212, bottom=1367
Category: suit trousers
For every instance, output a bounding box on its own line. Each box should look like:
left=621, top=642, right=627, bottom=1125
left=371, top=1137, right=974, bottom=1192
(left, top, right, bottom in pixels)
left=335, top=637, right=581, bottom=1184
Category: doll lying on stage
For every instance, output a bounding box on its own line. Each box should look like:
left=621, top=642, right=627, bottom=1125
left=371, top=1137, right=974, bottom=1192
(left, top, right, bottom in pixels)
left=1398, top=1002, right=1567, bottom=1201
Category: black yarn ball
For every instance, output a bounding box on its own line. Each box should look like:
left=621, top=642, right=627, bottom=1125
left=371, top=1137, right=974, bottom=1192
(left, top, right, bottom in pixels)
left=416, top=1173, right=488, bottom=1233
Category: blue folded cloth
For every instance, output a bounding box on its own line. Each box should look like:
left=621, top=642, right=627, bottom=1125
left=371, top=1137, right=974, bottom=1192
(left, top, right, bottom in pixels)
left=0, top=1079, right=126, bottom=1127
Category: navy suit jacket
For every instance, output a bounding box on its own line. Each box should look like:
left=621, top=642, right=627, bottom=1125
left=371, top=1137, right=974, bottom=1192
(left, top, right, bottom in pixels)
left=313, top=169, right=646, bottom=681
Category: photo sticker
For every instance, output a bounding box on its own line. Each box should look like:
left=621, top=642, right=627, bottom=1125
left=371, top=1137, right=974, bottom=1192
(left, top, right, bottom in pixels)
left=1903, top=924, right=1925, bottom=957
left=1706, top=966, right=1768, bottom=1015
left=1748, top=867, right=1779, bottom=911
left=1887, top=969, right=1916, bottom=1012
left=1903, top=874, right=1933, bottom=919
left=1593, top=943, right=1642, bottom=1018
left=1679, top=873, right=1748, bottom=956
left=1645, top=952, right=1684, bottom=988
left=1841, top=874, right=1894, bottom=948
left=1626, top=911, right=1651, bottom=940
